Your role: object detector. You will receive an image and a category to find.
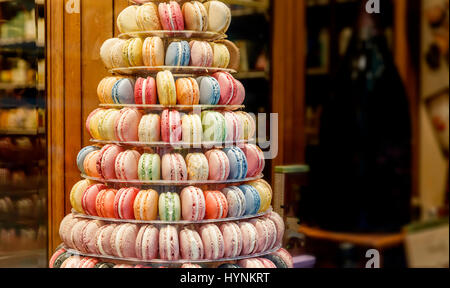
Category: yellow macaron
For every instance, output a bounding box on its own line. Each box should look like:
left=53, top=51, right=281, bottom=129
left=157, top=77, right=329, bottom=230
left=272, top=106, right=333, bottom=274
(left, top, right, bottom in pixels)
left=70, top=179, right=92, bottom=214
left=122, top=38, right=144, bottom=67
left=249, top=179, right=273, bottom=213
left=211, top=43, right=230, bottom=68
left=156, top=70, right=177, bottom=105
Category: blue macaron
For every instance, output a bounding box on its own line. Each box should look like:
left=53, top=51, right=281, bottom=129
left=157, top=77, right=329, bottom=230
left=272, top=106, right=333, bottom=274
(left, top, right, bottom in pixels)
left=239, top=184, right=261, bottom=215
left=165, top=41, right=190, bottom=66
left=197, top=76, right=221, bottom=105
left=76, top=146, right=100, bottom=174
left=222, top=186, right=246, bottom=217
left=112, top=78, right=135, bottom=104
left=224, top=147, right=248, bottom=180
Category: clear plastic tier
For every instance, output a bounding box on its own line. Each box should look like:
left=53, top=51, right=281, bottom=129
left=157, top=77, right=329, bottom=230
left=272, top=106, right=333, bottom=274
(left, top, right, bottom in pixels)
left=89, top=138, right=253, bottom=149
left=110, top=66, right=236, bottom=77
left=118, top=30, right=226, bottom=41
left=81, top=174, right=263, bottom=187
left=71, top=207, right=272, bottom=225
left=64, top=244, right=281, bottom=265
left=98, top=104, right=244, bottom=112
left=130, top=0, right=206, bottom=5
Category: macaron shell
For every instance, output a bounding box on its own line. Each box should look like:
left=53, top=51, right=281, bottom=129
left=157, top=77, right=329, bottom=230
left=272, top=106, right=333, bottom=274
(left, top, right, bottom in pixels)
left=98, top=109, right=121, bottom=141
left=204, top=191, right=228, bottom=219
left=190, top=41, right=213, bottom=67
left=220, top=222, right=243, bottom=258
left=70, top=220, right=89, bottom=251
left=159, top=225, right=180, bottom=260
left=243, top=144, right=265, bottom=178
left=180, top=186, right=206, bottom=221
left=110, top=40, right=128, bottom=68
left=138, top=153, right=161, bottom=181
left=211, top=43, right=230, bottom=68
left=230, top=79, right=245, bottom=105
left=97, top=144, right=124, bottom=180
left=156, top=71, right=177, bottom=105
left=223, top=112, right=243, bottom=143
left=95, top=224, right=117, bottom=256
left=88, top=109, right=106, bottom=140
left=161, top=153, right=187, bottom=181
left=212, top=72, right=237, bottom=105
left=142, top=37, right=165, bottom=67
left=266, top=211, right=285, bottom=247
left=225, top=147, right=248, bottom=180
left=258, top=257, right=277, bottom=268
left=82, top=184, right=107, bottom=216
left=117, top=6, right=140, bottom=33
left=197, top=76, right=220, bottom=105
left=158, top=192, right=181, bottom=221
left=181, top=114, right=203, bottom=144
left=110, top=223, right=139, bottom=258
left=185, top=153, right=209, bottom=181
left=179, top=228, right=204, bottom=260
left=205, top=1, right=231, bottom=33
left=238, top=222, right=258, bottom=256
left=136, top=3, right=162, bottom=31
left=70, top=179, right=92, bottom=214
left=60, top=256, right=82, bottom=268
left=200, top=224, right=225, bottom=260
left=81, top=220, right=104, bottom=254
left=100, top=38, right=121, bottom=69
left=114, top=187, right=140, bottom=219
left=205, top=149, right=230, bottom=181
left=238, top=258, right=265, bottom=268
left=165, top=41, right=190, bottom=66
left=95, top=189, right=117, bottom=218
left=182, top=1, right=208, bottom=31
left=176, top=78, right=200, bottom=105
left=222, top=186, right=246, bottom=217
left=135, top=224, right=159, bottom=260
left=134, top=189, right=159, bottom=221
left=217, top=40, right=240, bottom=71
left=264, top=254, right=288, bottom=268
left=59, top=214, right=79, bottom=247
left=249, top=179, right=273, bottom=213
left=138, top=114, right=161, bottom=142
left=273, top=248, right=294, bottom=268
left=239, top=185, right=261, bottom=215
left=115, top=108, right=142, bottom=142
left=158, top=1, right=185, bottom=31
left=115, top=150, right=141, bottom=180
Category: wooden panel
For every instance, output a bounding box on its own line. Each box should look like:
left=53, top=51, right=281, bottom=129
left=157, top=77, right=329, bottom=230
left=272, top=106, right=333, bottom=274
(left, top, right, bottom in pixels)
left=47, top=0, right=65, bottom=255
left=114, top=0, right=129, bottom=36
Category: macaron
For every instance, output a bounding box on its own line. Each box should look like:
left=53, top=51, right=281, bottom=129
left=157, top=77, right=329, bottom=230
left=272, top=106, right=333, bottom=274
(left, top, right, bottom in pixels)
left=59, top=213, right=79, bottom=247
left=257, top=257, right=277, bottom=268
left=249, top=179, right=272, bottom=213
left=142, top=37, right=165, bottom=67
left=77, top=146, right=100, bottom=174
left=97, top=109, right=121, bottom=141
left=49, top=248, right=67, bottom=268
left=182, top=1, right=208, bottom=31
left=69, top=219, right=90, bottom=251
left=134, top=189, right=159, bottom=221
left=263, top=254, right=288, bottom=268
left=181, top=114, right=202, bottom=144
left=115, top=150, right=141, bottom=180
left=217, top=40, right=240, bottom=71
left=211, top=43, right=230, bottom=68
left=185, top=153, right=209, bottom=181
left=223, top=112, right=243, bottom=144
left=95, top=224, right=117, bottom=256
left=190, top=41, right=213, bottom=67
left=243, top=144, right=265, bottom=177
left=111, top=78, right=135, bottom=104
left=139, top=114, right=161, bottom=142
left=115, top=108, right=142, bottom=142
left=179, top=227, right=204, bottom=260
left=135, top=224, right=159, bottom=260
left=82, top=184, right=107, bottom=216
left=273, top=248, right=294, bottom=268
left=176, top=78, right=200, bottom=105
left=165, top=41, right=191, bottom=66
left=199, top=224, right=225, bottom=260
left=95, top=189, right=118, bottom=218
left=196, top=76, right=220, bottom=105
left=212, top=72, right=238, bottom=105
left=235, top=111, right=256, bottom=140
left=50, top=250, right=71, bottom=268
left=96, top=144, right=124, bottom=180
left=60, top=255, right=82, bottom=268
left=204, top=0, right=231, bottom=33
left=95, top=262, right=115, bottom=268
left=201, top=111, right=226, bottom=143
left=224, top=146, right=248, bottom=180
left=239, top=185, right=261, bottom=215
left=180, top=186, right=206, bottom=221
left=122, top=38, right=144, bottom=67
left=161, top=153, right=188, bottom=181
left=135, top=77, right=157, bottom=105
left=138, top=153, right=161, bottom=181
left=238, top=221, right=258, bottom=256
left=156, top=71, right=176, bottom=105
left=114, top=187, right=140, bottom=219
left=136, top=3, right=162, bottom=31
left=204, top=190, right=228, bottom=219
left=158, top=1, right=185, bottom=31
left=110, top=223, right=139, bottom=258
left=266, top=211, right=285, bottom=247
left=205, top=149, right=230, bottom=181
left=70, top=179, right=92, bottom=213
left=117, top=5, right=140, bottom=33
left=159, top=225, right=180, bottom=260
left=250, top=218, right=277, bottom=253
left=80, top=220, right=104, bottom=254
left=220, top=222, right=243, bottom=258
left=222, top=186, right=246, bottom=218
left=97, top=77, right=122, bottom=104
left=229, top=79, right=245, bottom=105
left=78, top=257, right=100, bottom=268
left=159, top=192, right=181, bottom=221
left=181, top=264, right=203, bottom=268
left=110, top=39, right=128, bottom=68
left=161, top=109, right=182, bottom=143
left=238, top=258, right=265, bottom=268
left=114, top=264, right=135, bottom=268
left=100, top=38, right=122, bottom=69
left=86, top=109, right=106, bottom=139
left=218, top=263, right=240, bottom=268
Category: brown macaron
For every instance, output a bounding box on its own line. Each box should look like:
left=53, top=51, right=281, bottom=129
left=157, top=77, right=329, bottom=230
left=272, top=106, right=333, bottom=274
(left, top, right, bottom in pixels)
left=217, top=40, right=240, bottom=71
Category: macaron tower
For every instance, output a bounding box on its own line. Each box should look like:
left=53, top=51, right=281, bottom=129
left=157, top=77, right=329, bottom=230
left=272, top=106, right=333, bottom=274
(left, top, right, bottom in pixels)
left=52, top=0, right=292, bottom=269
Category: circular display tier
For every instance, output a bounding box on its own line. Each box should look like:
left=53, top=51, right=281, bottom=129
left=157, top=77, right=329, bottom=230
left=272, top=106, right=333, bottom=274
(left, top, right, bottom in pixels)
left=81, top=174, right=263, bottom=187
left=110, top=66, right=236, bottom=77
left=71, top=207, right=272, bottom=225
left=118, top=30, right=226, bottom=41
left=130, top=0, right=205, bottom=5
left=90, top=138, right=254, bottom=149
left=64, top=244, right=281, bottom=265
left=98, top=104, right=244, bottom=112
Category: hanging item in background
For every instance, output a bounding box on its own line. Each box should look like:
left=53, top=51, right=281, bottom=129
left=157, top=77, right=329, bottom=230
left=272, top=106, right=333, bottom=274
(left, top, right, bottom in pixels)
left=424, top=0, right=449, bottom=70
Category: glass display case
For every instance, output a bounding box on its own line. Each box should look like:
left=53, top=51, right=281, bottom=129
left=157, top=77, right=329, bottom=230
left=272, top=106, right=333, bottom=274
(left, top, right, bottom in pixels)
left=0, top=0, right=47, bottom=267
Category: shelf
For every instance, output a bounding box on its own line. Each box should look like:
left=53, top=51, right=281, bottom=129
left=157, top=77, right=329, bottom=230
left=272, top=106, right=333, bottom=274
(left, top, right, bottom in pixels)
left=224, top=0, right=270, bottom=9
left=98, top=104, right=244, bottom=112
left=90, top=138, right=253, bottom=149
left=0, top=83, right=43, bottom=90
left=110, top=66, right=237, bottom=77
left=0, top=128, right=45, bottom=136
left=235, top=70, right=269, bottom=80
left=119, top=30, right=226, bottom=41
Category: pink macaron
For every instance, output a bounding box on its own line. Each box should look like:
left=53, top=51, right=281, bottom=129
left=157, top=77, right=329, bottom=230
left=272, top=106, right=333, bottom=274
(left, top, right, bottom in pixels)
left=180, top=186, right=206, bottom=221
left=250, top=218, right=277, bottom=253
left=219, top=222, right=243, bottom=258
left=223, top=112, right=243, bottom=143
left=77, top=257, right=100, bottom=268
left=69, top=219, right=89, bottom=251
left=96, top=144, right=124, bottom=180
left=82, top=184, right=107, bottom=216
left=212, top=72, right=238, bottom=105
left=258, top=257, right=277, bottom=268
left=114, top=187, right=140, bottom=219
left=159, top=225, right=180, bottom=260
left=115, top=150, right=141, bottom=181
left=161, top=109, right=182, bottom=143
left=229, top=79, right=245, bottom=105
left=266, top=211, right=285, bottom=248
left=238, top=222, right=258, bottom=256
left=110, top=223, right=139, bottom=259
left=199, top=224, right=225, bottom=260
left=59, top=214, right=80, bottom=248
left=161, top=153, right=188, bottom=181
left=60, top=256, right=82, bottom=268
left=135, top=77, right=157, bottom=105
left=205, top=149, right=230, bottom=181
left=115, top=108, right=142, bottom=142
left=238, top=258, right=265, bottom=268
left=135, top=225, right=159, bottom=260
left=158, top=1, right=184, bottom=31
left=243, top=144, right=265, bottom=177
left=80, top=220, right=104, bottom=254
left=179, top=227, right=204, bottom=260
left=190, top=41, right=213, bottom=67
left=95, top=224, right=117, bottom=256
left=273, top=248, right=294, bottom=268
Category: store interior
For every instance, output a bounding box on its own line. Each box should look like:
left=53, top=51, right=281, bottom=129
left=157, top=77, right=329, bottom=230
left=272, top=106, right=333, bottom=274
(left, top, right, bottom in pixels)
left=0, top=0, right=448, bottom=268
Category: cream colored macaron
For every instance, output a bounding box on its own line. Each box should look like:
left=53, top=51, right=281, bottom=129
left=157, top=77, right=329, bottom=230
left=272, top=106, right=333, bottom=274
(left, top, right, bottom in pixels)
left=117, top=5, right=140, bottom=33
left=211, top=43, right=230, bottom=68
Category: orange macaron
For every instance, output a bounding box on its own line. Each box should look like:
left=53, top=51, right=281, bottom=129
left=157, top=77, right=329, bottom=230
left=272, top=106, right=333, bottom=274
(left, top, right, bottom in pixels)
left=204, top=190, right=228, bottom=219
left=176, top=77, right=200, bottom=105
left=95, top=189, right=117, bottom=218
